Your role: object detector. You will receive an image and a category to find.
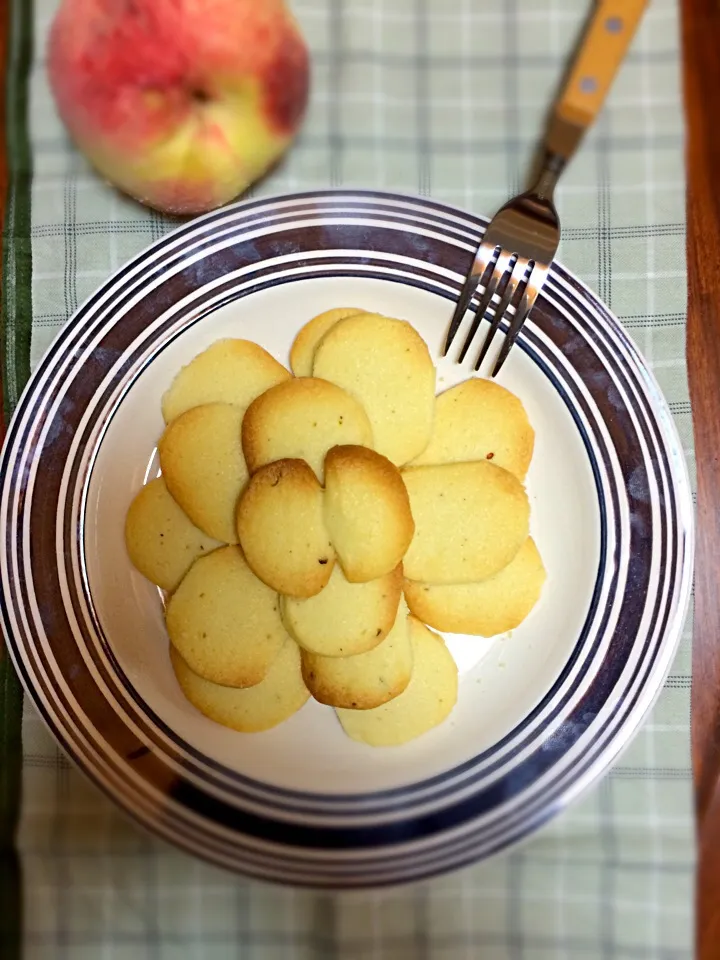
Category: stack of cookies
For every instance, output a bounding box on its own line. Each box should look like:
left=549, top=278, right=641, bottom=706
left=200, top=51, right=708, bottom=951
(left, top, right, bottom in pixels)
left=124, top=309, right=545, bottom=746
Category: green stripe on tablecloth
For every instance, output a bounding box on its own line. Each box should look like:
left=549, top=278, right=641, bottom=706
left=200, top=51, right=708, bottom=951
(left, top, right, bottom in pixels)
left=1, top=0, right=34, bottom=957
left=1, top=0, right=33, bottom=419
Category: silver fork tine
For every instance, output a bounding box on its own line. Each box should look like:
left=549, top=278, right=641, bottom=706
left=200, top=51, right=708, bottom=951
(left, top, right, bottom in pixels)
left=472, top=256, right=528, bottom=371
left=488, top=274, right=542, bottom=376
left=490, top=298, right=530, bottom=377
left=457, top=250, right=515, bottom=363
left=443, top=242, right=498, bottom=356
left=475, top=258, right=534, bottom=370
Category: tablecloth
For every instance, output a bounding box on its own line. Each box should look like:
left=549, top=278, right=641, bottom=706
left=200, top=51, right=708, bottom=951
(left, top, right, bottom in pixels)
left=0, top=0, right=694, bottom=957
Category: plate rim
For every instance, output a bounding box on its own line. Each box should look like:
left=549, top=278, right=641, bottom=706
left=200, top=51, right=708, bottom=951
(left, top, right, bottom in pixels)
left=0, top=188, right=694, bottom=887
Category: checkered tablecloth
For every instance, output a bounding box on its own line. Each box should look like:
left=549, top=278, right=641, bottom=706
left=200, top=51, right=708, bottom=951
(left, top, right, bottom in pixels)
left=0, top=1, right=693, bottom=957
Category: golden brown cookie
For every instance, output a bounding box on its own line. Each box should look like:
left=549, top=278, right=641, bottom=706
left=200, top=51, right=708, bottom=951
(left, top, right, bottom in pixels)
left=401, top=461, right=529, bottom=583
left=170, top=640, right=309, bottom=733
left=236, top=459, right=335, bottom=597
left=242, top=376, right=373, bottom=481
left=336, top=617, right=458, bottom=746
left=281, top=563, right=402, bottom=657
left=323, top=445, right=415, bottom=582
left=311, top=312, right=436, bottom=465
left=161, top=339, right=290, bottom=424
left=301, top=598, right=412, bottom=709
left=124, top=477, right=222, bottom=592
left=290, top=308, right=363, bottom=377
left=165, top=545, right=287, bottom=687
left=404, top=537, right=546, bottom=636
left=410, top=378, right=534, bottom=480
left=158, top=402, right=247, bottom=543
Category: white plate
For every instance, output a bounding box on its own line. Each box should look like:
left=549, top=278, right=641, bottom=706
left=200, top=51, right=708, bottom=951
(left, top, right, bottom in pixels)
left=0, top=191, right=693, bottom=887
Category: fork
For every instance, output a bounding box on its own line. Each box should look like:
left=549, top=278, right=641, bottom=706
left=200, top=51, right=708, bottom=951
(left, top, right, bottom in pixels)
left=444, top=0, right=649, bottom=376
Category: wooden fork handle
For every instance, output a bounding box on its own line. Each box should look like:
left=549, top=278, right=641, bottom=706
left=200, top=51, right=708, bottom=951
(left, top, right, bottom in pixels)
left=547, top=0, right=648, bottom=159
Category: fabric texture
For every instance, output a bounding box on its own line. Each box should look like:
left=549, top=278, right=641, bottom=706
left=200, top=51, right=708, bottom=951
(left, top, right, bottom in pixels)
left=0, top=0, right=693, bottom=957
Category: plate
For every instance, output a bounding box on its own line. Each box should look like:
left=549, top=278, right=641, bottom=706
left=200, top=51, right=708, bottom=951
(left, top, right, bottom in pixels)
left=0, top=190, right=693, bottom=887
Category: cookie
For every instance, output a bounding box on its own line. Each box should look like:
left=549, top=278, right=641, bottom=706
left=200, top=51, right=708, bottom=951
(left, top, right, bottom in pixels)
left=323, top=445, right=415, bottom=582
left=300, top=598, right=412, bottom=709
left=336, top=617, right=458, bottom=746
left=401, top=461, right=529, bottom=583
left=404, top=537, right=546, bottom=636
left=158, top=402, right=247, bottom=543
left=161, top=339, right=290, bottom=424
left=290, top=308, right=363, bottom=377
left=242, top=376, right=373, bottom=482
left=410, top=378, right=534, bottom=480
left=170, top=640, right=309, bottom=733
left=124, top=476, right=222, bottom=592
left=236, top=458, right=335, bottom=597
left=165, top=545, right=287, bottom=687
left=281, top=563, right=402, bottom=657
left=311, top=312, right=436, bottom=465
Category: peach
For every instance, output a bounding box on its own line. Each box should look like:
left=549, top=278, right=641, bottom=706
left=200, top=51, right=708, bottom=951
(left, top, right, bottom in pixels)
left=48, top=0, right=310, bottom=215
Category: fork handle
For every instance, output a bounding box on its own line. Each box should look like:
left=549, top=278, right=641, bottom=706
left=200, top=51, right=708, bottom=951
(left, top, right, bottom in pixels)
left=546, top=0, right=648, bottom=163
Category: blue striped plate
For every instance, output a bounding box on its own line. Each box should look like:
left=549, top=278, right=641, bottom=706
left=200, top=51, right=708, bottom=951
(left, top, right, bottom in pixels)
left=0, top=191, right=693, bottom=887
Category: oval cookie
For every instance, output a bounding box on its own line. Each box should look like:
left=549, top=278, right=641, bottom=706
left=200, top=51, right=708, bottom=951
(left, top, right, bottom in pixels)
left=236, top=459, right=335, bottom=597
left=161, top=339, right=290, bottom=424
left=281, top=563, right=402, bottom=657
left=290, top=308, right=363, bottom=377
left=404, top=537, right=546, bottom=636
left=301, top=599, right=412, bottom=709
left=312, top=312, right=436, bottom=465
left=124, top=477, right=222, bottom=592
left=165, top=545, right=287, bottom=687
left=323, top=445, right=415, bottom=582
left=336, top=618, right=458, bottom=746
left=410, top=378, right=534, bottom=480
left=401, top=461, right=529, bottom=583
left=158, top=402, right=247, bottom=543
left=170, top=640, right=309, bottom=733
left=242, top=376, right=373, bottom=481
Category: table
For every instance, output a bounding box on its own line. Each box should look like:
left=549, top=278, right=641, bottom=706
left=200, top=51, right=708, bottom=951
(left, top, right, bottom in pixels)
left=683, top=1, right=720, bottom=956
left=0, top=0, right=708, bottom=956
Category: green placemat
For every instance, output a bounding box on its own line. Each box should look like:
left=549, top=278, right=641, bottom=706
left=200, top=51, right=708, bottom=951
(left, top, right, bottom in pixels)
left=1, top=1, right=693, bottom=957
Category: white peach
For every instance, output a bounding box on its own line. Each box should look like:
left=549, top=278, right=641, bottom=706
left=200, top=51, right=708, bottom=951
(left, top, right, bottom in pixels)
left=48, top=0, right=310, bottom=214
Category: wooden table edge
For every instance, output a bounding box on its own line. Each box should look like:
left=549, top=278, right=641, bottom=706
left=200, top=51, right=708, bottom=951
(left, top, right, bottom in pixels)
left=683, top=1, right=720, bottom=956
